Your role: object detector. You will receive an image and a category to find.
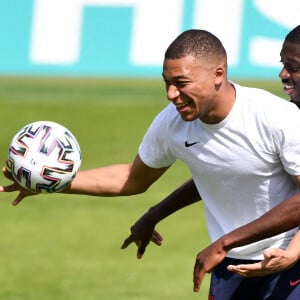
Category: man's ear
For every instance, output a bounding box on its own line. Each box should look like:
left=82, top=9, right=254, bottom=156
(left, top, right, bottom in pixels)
left=214, top=66, right=225, bottom=85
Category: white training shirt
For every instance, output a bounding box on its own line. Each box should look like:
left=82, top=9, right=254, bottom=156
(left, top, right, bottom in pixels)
left=139, top=83, right=300, bottom=260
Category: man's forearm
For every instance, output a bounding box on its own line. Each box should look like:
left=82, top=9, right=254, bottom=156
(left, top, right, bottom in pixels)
left=121, top=179, right=201, bottom=254
left=220, top=192, right=300, bottom=251
left=145, top=178, right=201, bottom=224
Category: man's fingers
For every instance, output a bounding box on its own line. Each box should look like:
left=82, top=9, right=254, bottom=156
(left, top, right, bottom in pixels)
left=151, top=230, right=163, bottom=245
left=263, top=248, right=282, bottom=259
left=121, top=236, right=133, bottom=249
left=121, top=227, right=163, bottom=260
left=137, top=245, right=146, bottom=259
left=193, top=258, right=207, bottom=293
left=227, top=262, right=264, bottom=277
left=193, top=268, right=205, bottom=292
left=228, top=262, right=263, bottom=272
left=12, top=193, right=25, bottom=206
left=3, top=167, right=13, bottom=179
left=0, top=184, right=18, bottom=193
left=120, top=236, right=146, bottom=259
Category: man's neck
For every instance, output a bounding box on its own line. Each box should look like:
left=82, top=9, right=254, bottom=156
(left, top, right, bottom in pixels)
left=291, top=100, right=300, bottom=108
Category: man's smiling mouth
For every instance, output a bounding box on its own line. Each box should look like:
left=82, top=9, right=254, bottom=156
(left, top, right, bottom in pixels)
left=176, top=103, right=189, bottom=109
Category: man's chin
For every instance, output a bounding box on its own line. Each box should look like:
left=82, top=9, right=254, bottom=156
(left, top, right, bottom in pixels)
left=290, top=92, right=300, bottom=101
left=180, top=114, right=198, bottom=122
left=290, top=97, right=300, bottom=108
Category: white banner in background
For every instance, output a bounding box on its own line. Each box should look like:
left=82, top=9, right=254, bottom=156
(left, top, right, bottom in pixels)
left=30, top=0, right=184, bottom=65
left=30, top=0, right=300, bottom=68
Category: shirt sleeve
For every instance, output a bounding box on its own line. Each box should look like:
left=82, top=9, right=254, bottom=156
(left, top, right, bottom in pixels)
left=138, top=106, right=177, bottom=168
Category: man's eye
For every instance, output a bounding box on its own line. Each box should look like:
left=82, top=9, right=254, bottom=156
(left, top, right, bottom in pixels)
left=282, top=63, right=300, bottom=73
left=176, top=82, right=188, bottom=87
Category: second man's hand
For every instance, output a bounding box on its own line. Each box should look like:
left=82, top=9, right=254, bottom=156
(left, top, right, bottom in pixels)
left=121, top=215, right=163, bottom=259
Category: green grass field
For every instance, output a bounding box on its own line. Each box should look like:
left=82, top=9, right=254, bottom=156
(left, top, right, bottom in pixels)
left=0, top=77, right=288, bottom=300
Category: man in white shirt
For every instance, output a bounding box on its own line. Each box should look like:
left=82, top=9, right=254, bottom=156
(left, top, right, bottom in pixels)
left=121, top=24, right=300, bottom=297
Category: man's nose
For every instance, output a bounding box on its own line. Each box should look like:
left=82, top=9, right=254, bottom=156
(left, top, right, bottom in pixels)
left=166, top=85, right=180, bottom=101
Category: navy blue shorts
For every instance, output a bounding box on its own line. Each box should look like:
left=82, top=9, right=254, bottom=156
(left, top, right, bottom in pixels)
left=208, top=257, right=300, bottom=300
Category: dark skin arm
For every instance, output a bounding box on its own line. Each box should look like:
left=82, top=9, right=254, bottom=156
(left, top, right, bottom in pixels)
left=123, top=177, right=299, bottom=259
left=193, top=191, right=300, bottom=291
left=220, top=192, right=300, bottom=248
left=121, top=176, right=300, bottom=292
left=121, top=178, right=201, bottom=258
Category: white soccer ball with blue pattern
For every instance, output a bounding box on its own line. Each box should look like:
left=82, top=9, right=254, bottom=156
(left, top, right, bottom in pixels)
left=8, top=121, right=81, bottom=193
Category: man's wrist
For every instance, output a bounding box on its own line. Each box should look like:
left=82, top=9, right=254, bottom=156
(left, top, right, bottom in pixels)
left=146, top=205, right=163, bottom=225
left=217, top=234, right=239, bottom=252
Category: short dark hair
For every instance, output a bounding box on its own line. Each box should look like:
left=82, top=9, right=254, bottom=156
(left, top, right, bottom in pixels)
left=285, top=25, right=300, bottom=44
left=165, top=29, right=227, bottom=61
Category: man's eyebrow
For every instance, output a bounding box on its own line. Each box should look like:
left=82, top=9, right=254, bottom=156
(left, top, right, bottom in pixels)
left=161, top=73, right=187, bottom=81
left=281, top=58, right=300, bottom=64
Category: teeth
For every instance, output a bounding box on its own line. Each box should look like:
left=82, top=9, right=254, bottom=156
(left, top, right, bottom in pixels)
left=284, top=84, right=294, bottom=89
left=176, top=103, right=187, bottom=108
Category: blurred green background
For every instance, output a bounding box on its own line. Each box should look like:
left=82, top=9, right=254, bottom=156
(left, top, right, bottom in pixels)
left=0, top=78, right=287, bottom=300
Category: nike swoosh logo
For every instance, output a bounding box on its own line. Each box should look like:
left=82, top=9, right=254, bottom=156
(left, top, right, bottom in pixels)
left=290, top=279, right=300, bottom=286
left=185, top=141, right=199, bottom=147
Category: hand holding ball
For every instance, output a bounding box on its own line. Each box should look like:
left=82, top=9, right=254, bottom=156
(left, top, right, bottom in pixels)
left=8, top=121, right=81, bottom=193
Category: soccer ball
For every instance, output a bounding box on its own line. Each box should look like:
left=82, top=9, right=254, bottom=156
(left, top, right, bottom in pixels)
left=7, top=121, right=81, bottom=193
